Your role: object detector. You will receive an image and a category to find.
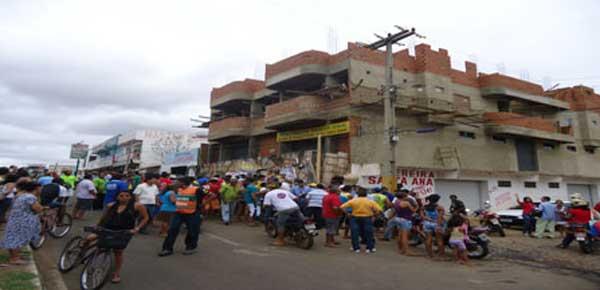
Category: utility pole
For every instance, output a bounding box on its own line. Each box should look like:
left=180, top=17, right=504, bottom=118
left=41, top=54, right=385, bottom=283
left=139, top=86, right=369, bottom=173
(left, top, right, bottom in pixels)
left=366, top=26, right=417, bottom=193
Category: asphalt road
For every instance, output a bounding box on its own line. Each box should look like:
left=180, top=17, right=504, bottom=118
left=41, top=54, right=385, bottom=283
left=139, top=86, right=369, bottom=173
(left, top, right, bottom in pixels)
left=34, top=213, right=599, bottom=290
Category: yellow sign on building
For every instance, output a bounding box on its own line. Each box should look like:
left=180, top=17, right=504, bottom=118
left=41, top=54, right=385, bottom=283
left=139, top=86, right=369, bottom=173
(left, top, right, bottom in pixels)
left=276, top=121, right=350, bottom=142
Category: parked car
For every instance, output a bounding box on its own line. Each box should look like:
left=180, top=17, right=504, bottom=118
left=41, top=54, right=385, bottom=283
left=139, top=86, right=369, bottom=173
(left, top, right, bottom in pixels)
left=497, top=201, right=571, bottom=228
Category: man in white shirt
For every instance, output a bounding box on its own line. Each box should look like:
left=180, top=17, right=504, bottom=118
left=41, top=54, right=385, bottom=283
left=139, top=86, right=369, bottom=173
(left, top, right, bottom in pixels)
left=263, top=182, right=302, bottom=246
left=133, top=173, right=159, bottom=234
left=72, top=175, right=97, bottom=220
left=305, top=183, right=328, bottom=229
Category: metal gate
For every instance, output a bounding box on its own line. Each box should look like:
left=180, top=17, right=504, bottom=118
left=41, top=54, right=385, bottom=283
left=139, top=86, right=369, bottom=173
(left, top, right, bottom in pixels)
left=435, top=180, right=483, bottom=212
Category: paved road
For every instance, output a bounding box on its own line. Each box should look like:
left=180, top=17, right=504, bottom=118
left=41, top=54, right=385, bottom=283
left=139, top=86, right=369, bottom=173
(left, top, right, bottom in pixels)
left=35, top=213, right=599, bottom=290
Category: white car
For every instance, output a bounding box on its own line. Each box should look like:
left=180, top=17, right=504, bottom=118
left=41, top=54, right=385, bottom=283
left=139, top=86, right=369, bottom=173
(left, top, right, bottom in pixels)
left=497, top=201, right=571, bottom=228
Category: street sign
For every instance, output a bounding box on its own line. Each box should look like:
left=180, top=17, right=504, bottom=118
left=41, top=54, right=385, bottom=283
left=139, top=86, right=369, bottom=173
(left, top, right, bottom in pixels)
left=70, top=143, right=89, bottom=159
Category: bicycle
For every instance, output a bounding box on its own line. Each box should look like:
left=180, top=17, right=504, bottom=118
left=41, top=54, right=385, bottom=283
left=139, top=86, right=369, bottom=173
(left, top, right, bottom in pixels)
left=58, top=226, right=132, bottom=290
left=30, top=205, right=73, bottom=249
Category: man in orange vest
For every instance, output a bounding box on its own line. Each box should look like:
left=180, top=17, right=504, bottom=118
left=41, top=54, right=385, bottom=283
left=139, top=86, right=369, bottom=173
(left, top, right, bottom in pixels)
left=158, top=176, right=204, bottom=257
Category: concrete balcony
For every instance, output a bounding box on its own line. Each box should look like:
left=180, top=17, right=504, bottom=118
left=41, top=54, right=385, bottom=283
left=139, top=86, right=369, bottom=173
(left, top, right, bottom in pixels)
left=265, top=51, right=330, bottom=91
left=208, top=116, right=251, bottom=141
left=250, top=116, right=273, bottom=136
left=483, top=112, right=574, bottom=143
left=480, top=74, right=569, bottom=110
left=210, top=79, right=264, bottom=109
left=264, top=95, right=341, bottom=130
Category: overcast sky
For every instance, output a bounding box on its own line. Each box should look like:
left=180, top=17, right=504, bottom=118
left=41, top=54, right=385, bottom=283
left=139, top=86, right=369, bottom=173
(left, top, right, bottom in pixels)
left=1, top=0, right=598, bottom=166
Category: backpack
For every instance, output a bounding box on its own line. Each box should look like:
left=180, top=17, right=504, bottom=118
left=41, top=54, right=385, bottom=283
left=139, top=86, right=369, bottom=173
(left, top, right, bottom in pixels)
left=40, top=183, right=60, bottom=206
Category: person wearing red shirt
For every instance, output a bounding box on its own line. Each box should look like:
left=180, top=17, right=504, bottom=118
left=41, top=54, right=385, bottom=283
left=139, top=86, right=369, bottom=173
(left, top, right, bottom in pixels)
left=559, top=200, right=592, bottom=249
left=322, top=185, right=343, bottom=247
left=515, top=194, right=536, bottom=237
left=159, top=172, right=172, bottom=187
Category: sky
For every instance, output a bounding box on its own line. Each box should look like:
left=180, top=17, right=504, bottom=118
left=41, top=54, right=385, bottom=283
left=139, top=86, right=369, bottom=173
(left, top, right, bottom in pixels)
left=0, top=0, right=598, bottom=166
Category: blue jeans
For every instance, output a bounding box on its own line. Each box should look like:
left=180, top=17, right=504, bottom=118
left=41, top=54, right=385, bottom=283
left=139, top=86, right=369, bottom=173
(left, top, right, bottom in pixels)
left=350, top=217, right=375, bottom=251
left=522, top=214, right=535, bottom=235
left=162, top=211, right=202, bottom=251
left=221, top=202, right=232, bottom=223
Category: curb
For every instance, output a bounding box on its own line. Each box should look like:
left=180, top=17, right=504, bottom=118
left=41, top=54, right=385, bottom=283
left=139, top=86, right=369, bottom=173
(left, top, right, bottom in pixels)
left=24, top=246, right=43, bottom=290
left=28, top=245, right=69, bottom=290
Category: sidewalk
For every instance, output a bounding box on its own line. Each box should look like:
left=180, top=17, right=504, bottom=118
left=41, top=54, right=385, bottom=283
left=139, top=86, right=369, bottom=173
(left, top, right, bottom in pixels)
left=0, top=245, right=41, bottom=290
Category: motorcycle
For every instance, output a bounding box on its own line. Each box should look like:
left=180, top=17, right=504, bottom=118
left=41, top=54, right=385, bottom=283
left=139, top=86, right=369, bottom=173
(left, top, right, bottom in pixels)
left=265, top=211, right=318, bottom=250
left=572, top=222, right=599, bottom=254
left=410, top=224, right=490, bottom=259
left=473, top=202, right=505, bottom=237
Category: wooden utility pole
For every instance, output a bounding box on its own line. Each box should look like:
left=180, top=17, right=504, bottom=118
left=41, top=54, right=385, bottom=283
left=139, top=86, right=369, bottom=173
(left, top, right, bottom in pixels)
left=366, top=26, right=417, bottom=192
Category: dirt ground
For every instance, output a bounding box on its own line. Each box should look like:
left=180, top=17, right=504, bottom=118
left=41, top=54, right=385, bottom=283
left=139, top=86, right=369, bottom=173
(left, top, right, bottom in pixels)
left=487, top=227, right=600, bottom=277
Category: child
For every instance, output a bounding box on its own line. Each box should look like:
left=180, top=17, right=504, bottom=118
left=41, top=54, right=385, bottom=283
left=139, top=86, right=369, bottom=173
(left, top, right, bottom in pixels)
left=0, top=178, right=43, bottom=266
left=447, top=214, right=471, bottom=266
left=156, top=184, right=177, bottom=237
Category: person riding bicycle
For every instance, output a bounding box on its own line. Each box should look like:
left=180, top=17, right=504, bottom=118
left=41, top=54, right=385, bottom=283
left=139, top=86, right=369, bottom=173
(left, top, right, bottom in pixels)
left=85, top=190, right=149, bottom=284
left=263, top=182, right=303, bottom=246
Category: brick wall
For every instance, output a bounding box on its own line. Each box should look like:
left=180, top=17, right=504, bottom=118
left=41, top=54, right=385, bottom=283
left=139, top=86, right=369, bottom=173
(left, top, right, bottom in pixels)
left=479, top=73, right=544, bottom=95
left=211, top=79, right=264, bottom=102
left=265, top=50, right=330, bottom=79
left=257, top=133, right=279, bottom=157
left=483, top=112, right=558, bottom=133
left=209, top=116, right=251, bottom=132
left=546, top=86, right=600, bottom=112
left=265, top=95, right=351, bottom=120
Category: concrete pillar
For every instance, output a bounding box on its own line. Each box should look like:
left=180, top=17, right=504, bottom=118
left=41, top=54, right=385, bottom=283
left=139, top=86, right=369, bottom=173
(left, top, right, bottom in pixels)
left=247, top=137, right=257, bottom=159
left=218, top=143, right=224, bottom=162
left=323, top=121, right=332, bottom=153
left=279, top=91, right=284, bottom=102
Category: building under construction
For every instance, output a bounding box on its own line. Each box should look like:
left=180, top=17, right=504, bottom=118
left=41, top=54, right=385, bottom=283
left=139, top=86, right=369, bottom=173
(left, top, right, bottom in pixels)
left=205, top=42, right=600, bottom=210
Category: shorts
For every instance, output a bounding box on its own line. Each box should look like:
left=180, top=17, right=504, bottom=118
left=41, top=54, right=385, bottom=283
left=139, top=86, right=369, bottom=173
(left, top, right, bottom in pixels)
left=423, top=221, right=445, bottom=234
left=397, top=217, right=412, bottom=230
left=75, top=198, right=94, bottom=211
left=449, top=239, right=466, bottom=251
left=325, top=217, right=341, bottom=235
left=276, top=208, right=302, bottom=232
left=156, top=211, right=174, bottom=223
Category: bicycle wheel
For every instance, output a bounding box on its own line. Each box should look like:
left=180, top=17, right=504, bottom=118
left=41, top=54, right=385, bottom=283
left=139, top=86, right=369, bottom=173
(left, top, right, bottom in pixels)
left=80, top=250, right=113, bottom=290
left=30, top=232, right=46, bottom=250
left=57, top=236, right=84, bottom=273
left=50, top=213, right=73, bottom=238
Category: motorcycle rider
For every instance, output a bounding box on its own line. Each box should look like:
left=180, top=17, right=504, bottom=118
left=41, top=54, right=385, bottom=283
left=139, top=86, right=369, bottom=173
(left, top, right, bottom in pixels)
left=558, top=195, right=592, bottom=249
left=263, top=182, right=303, bottom=246
left=449, top=194, right=467, bottom=216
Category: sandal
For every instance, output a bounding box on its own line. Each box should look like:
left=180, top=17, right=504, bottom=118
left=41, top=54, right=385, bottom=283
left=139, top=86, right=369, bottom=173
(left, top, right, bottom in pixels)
left=111, top=276, right=121, bottom=284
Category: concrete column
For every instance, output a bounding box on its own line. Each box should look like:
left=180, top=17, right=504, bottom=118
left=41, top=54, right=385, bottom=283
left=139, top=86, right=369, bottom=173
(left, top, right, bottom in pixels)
left=323, top=121, right=332, bottom=153
left=218, top=143, right=224, bottom=162
left=324, top=75, right=340, bottom=88
left=247, top=137, right=257, bottom=159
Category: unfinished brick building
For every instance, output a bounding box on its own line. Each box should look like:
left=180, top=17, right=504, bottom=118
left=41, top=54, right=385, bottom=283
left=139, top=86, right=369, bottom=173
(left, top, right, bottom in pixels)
left=205, top=42, right=600, bottom=210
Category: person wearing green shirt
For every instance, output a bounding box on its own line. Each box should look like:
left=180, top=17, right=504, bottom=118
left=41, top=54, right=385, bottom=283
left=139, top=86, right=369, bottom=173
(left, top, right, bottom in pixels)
left=60, top=170, right=77, bottom=189
left=132, top=172, right=142, bottom=189
left=219, top=176, right=238, bottom=225
left=93, top=173, right=107, bottom=210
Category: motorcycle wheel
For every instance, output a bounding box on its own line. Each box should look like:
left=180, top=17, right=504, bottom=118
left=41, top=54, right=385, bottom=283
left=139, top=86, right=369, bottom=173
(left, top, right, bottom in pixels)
left=295, top=228, right=314, bottom=250
left=467, top=239, right=489, bottom=259
left=579, top=241, right=593, bottom=254
left=495, top=225, right=506, bottom=237
left=265, top=221, right=277, bottom=238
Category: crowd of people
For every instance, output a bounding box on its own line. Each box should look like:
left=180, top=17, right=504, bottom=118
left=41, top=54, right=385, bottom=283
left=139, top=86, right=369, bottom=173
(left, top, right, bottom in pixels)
left=1, top=165, right=600, bottom=283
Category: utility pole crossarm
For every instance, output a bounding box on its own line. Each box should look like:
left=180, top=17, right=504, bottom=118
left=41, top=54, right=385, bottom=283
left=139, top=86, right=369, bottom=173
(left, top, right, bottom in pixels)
left=365, top=28, right=415, bottom=50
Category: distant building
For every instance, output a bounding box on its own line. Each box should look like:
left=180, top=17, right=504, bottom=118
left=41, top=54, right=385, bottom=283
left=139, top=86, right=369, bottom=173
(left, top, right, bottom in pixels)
left=205, top=42, right=600, bottom=210
left=84, top=130, right=207, bottom=175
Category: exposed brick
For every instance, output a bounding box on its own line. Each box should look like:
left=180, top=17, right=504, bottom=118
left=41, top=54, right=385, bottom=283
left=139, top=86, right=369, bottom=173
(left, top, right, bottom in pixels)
left=483, top=112, right=559, bottom=133
left=211, top=79, right=264, bottom=102
left=265, top=50, right=330, bottom=79
left=479, top=73, right=544, bottom=95
left=545, top=86, right=600, bottom=112
left=265, top=95, right=351, bottom=121
left=208, top=116, right=251, bottom=133
left=257, top=133, right=279, bottom=157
